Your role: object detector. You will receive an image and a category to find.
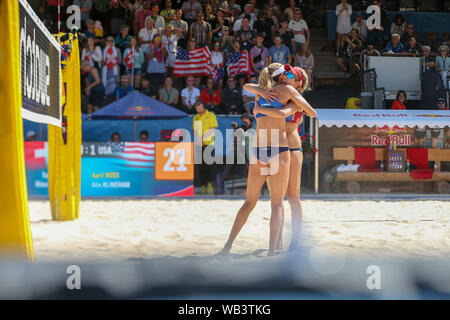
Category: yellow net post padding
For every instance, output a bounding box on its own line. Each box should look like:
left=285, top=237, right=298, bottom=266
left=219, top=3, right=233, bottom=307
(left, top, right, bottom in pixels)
left=48, top=33, right=82, bottom=221
left=0, top=0, right=34, bottom=261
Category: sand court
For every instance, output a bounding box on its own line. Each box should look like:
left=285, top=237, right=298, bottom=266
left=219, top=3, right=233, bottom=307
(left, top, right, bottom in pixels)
left=28, top=199, right=450, bottom=262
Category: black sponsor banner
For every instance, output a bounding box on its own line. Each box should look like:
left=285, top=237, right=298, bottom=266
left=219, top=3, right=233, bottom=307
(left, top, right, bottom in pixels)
left=19, top=0, right=61, bottom=126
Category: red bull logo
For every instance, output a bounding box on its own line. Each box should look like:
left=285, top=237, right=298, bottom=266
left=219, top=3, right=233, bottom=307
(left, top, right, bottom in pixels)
left=374, top=125, right=407, bottom=134
left=371, top=134, right=411, bottom=146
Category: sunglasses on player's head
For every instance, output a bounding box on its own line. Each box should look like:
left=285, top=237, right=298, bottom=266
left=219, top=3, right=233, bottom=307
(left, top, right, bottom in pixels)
left=285, top=71, right=295, bottom=79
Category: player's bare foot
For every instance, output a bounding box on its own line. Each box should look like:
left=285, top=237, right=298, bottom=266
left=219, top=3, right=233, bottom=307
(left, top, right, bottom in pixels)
left=216, top=245, right=231, bottom=256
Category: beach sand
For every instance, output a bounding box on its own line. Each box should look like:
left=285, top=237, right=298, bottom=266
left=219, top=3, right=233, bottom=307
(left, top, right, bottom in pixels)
left=29, top=199, right=450, bottom=262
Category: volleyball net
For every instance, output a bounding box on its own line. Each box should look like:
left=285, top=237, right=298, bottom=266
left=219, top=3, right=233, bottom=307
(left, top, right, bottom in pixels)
left=0, top=0, right=81, bottom=261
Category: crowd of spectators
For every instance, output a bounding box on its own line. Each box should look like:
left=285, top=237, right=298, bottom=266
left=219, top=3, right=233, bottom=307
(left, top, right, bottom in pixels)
left=334, top=0, right=450, bottom=109
left=31, top=0, right=316, bottom=116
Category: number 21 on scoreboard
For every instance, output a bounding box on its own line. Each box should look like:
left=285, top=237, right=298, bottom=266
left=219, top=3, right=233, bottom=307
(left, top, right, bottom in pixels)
left=155, top=142, right=194, bottom=180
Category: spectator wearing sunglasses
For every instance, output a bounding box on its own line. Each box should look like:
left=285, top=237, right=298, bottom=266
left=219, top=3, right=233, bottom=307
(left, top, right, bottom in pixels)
left=181, top=76, right=201, bottom=114
left=436, top=45, right=450, bottom=89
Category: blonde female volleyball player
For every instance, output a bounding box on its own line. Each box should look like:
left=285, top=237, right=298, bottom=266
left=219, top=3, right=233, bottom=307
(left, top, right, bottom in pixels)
left=218, top=63, right=316, bottom=256
left=253, top=66, right=312, bottom=251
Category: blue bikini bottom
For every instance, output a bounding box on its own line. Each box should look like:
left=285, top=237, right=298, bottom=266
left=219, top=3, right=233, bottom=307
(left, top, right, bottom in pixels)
left=252, top=147, right=290, bottom=164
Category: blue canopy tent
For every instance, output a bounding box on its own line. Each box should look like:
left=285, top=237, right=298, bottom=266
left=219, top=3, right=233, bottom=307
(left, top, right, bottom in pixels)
left=91, top=91, right=188, bottom=140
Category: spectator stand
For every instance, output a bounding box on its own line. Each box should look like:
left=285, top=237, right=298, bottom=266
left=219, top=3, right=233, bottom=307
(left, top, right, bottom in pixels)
left=326, top=10, right=450, bottom=43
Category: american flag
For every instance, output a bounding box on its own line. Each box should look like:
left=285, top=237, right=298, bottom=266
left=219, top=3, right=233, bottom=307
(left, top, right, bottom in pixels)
left=173, top=46, right=212, bottom=77
left=119, top=142, right=155, bottom=169
left=226, top=50, right=251, bottom=78
left=210, top=63, right=223, bottom=83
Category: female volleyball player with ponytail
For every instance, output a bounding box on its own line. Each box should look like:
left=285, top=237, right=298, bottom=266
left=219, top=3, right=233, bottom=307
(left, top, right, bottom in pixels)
left=218, top=63, right=316, bottom=256
left=253, top=66, right=314, bottom=250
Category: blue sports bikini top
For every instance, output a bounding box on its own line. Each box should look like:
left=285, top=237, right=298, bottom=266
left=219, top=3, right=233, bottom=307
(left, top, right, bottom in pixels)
left=256, top=96, right=294, bottom=122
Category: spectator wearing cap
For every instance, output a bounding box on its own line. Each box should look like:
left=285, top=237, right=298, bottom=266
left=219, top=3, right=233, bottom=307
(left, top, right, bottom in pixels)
left=436, top=98, right=448, bottom=110
left=359, top=44, right=380, bottom=70
left=250, top=34, right=269, bottom=75
left=383, top=33, right=403, bottom=54
left=279, top=19, right=295, bottom=55
left=189, top=11, right=212, bottom=48
left=26, top=131, right=37, bottom=141
left=436, top=45, right=450, bottom=89
left=115, top=75, right=134, bottom=100
left=352, top=12, right=368, bottom=40
left=335, top=0, right=352, bottom=56
left=390, top=14, right=406, bottom=37
left=235, top=15, right=255, bottom=51
left=160, top=0, right=176, bottom=23
left=401, top=37, right=422, bottom=57
left=181, top=0, right=202, bottom=25
left=269, top=34, right=292, bottom=65
left=222, top=77, right=243, bottom=115
left=169, top=9, right=189, bottom=48
left=391, top=90, right=407, bottom=110
left=134, top=0, right=152, bottom=34
left=288, top=8, right=309, bottom=53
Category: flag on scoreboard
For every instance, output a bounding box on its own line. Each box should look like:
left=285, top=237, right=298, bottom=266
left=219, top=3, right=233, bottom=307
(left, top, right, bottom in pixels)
left=226, top=50, right=251, bottom=78
left=173, top=46, right=212, bottom=77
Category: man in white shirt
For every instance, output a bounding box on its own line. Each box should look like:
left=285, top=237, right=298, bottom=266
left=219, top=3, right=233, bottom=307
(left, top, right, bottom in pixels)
left=181, top=76, right=201, bottom=114
left=288, top=8, right=310, bottom=52
left=150, top=3, right=166, bottom=32
left=232, top=4, right=256, bottom=32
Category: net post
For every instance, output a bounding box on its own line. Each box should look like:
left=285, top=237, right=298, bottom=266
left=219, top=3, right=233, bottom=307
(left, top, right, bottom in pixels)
left=0, top=0, right=34, bottom=261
